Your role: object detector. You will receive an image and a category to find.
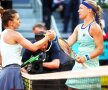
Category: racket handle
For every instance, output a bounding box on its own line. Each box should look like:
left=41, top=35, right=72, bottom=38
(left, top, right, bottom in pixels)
left=82, top=63, right=89, bottom=68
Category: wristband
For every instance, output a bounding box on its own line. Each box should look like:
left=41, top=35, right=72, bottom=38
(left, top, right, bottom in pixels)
left=84, top=54, right=90, bottom=61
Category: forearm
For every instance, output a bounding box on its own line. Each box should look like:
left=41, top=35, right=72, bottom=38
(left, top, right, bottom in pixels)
left=42, top=59, right=60, bottom=69
left=67, top=36, right=76, bottom=46
left=21, top=36, right=49, bottom=52
left=67, top=29, right=77, bottom=46
left=89, top=47, right=103, bottom=59
left=33, top=36, right=49, bottom=51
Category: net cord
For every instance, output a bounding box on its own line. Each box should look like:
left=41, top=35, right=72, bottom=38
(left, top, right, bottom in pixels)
left=22, top=66, right=108, bottom=80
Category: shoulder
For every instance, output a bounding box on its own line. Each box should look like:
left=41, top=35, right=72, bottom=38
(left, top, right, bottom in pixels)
left=74, top=24, right=82, bottom=33
left=9, top=31, right=23, bottom=40
left=14, top=31, right=22, bottom=37
left=90, top=22, right=101, bottom=31
left=90, top=22, right=103, bottom=36
left=76, top=24, right=82, bottom=29
left=70, top=24, right=82, bottom=36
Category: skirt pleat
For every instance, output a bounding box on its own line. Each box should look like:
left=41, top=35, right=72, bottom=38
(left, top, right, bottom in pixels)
left=0, top=65, right=24, bottom=90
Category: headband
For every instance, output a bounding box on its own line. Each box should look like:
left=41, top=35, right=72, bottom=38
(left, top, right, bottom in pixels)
left=82, top=2, right=99, bottom=24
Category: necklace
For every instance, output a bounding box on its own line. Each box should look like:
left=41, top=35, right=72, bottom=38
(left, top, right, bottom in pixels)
left=44, top=41, right=52, bottom=52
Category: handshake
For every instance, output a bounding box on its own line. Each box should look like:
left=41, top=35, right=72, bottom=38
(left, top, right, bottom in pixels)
left=45, top=30, right=56, bottom=41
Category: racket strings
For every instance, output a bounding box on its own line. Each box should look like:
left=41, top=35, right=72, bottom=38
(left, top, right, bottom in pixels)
left=58, top=39, right=71, bottom=55
left=58, top=38, right=77, bottom=59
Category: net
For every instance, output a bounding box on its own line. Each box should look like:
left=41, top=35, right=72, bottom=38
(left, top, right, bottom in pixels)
left=22, top=66, right=108, bottom=90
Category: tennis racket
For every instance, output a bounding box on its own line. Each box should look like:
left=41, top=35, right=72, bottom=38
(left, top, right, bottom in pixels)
left=44, top=30, right=88, bottom=68
left=57, top=38, right=89, bottom=68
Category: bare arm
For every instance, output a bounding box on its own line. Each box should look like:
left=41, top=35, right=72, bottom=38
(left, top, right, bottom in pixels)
left=89, top=23, right=103, bottom=59
left=76, top=23, right=104, bottom=63
left=67, top=25, right=79, bottom=46
left=15, top=32, right=49, bottom=52
left=42, top=59, right=60, bottom=69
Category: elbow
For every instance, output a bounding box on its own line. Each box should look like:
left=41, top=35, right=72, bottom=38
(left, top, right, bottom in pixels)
left=54, top=60, right=60, bottom=69
left=32, top=48, right=38, bottom=52
left=54, top=64, right=60, bottom=69
left=50, top=63, right=59, bottom=69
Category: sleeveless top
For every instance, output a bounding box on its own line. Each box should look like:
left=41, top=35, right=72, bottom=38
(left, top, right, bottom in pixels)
left=76, top=22, right=99, bottom=68
left=65, top=22, right=101, bottom=90
left=0, top=29, right=22, bottom=67
left=77, top=22, right=96, bottom=55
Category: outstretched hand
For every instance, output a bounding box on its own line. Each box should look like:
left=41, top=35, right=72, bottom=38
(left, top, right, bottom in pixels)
left=45, top=30, right=56, bottom=41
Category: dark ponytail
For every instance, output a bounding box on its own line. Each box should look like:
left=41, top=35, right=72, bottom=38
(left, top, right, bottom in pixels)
left=2, top=9, right=17, bottom=27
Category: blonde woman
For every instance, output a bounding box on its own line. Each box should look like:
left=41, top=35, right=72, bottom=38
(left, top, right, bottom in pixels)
left=66, top=0, right=103, bottom=90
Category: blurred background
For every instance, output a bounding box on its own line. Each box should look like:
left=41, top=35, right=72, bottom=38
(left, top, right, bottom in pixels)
left=0, top=0, right=108, bottom=65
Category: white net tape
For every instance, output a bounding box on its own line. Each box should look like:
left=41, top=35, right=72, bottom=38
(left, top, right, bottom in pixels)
left=22, top=66, right=108, bottom=80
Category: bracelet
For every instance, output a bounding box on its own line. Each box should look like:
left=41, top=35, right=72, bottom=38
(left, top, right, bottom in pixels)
left=84, top=54, right=90, bottom=61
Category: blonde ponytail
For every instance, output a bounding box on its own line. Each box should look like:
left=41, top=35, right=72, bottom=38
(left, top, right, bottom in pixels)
left=96, top=5, right=103, bottom=29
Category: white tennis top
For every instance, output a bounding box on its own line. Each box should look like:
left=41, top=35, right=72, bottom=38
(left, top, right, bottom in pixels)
left=0, top=29, right=22, bottom=67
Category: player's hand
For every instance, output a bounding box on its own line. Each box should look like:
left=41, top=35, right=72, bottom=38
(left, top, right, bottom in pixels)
left=45, top=30, right=56, bottom=41
left=75, top=55, right=86, bottom=63
left=20, top=67, right=28, bottom=73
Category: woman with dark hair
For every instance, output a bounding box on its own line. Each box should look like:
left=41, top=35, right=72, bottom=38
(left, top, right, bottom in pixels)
left=0, top=9, right=55, bottom=90
left=0, top=6, right=4, bottom=67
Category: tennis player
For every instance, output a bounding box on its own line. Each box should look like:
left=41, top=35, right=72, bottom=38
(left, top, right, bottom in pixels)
left=0, top=6, right=4, bottom=65
left=0, top=9, right=55, bottom=90
left=65, top=0, right=103, bottom=90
